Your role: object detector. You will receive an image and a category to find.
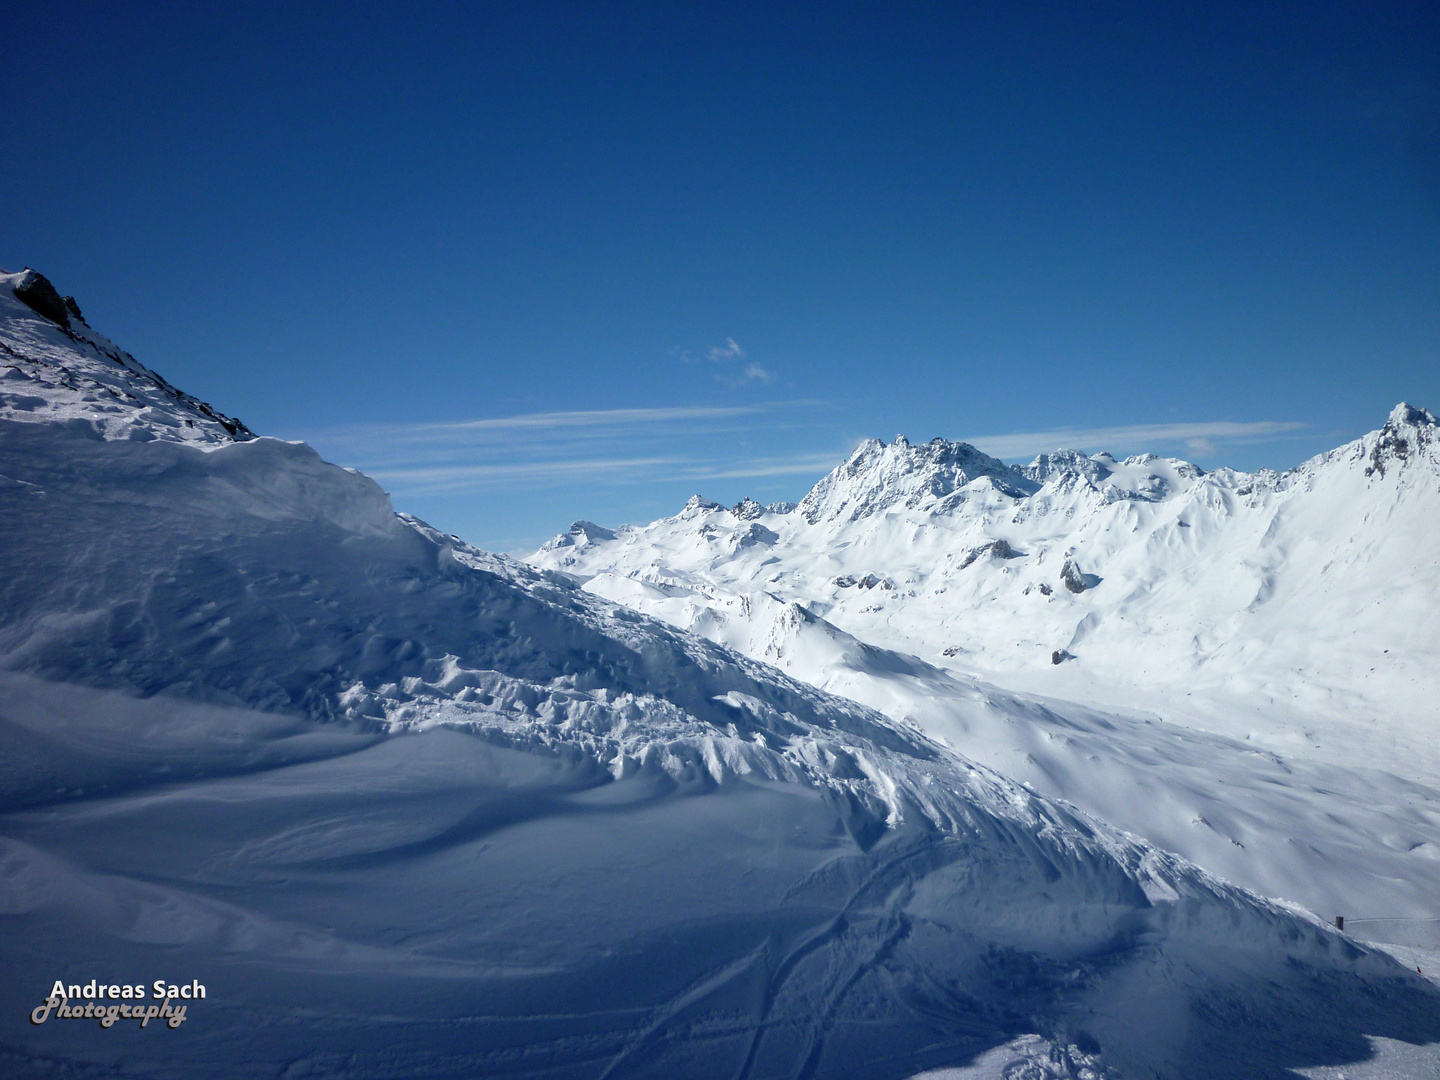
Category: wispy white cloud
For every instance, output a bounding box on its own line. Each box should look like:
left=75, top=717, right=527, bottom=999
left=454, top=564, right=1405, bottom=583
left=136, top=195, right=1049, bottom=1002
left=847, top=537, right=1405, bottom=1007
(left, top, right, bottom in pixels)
left=295, top=400, right=835, bottom=496
left=673, top=453, right=840, bottom=480
left=318, top=404, right=772, bottom=444
left=365, top=453, right=841, bottom=494
left=706, top=337, right=746, bottom=363
left=678, top=338, right=778, bottom=385
left=367, top=457, right=684, bottom=494
left=961, top=420, right=1309, bottom=459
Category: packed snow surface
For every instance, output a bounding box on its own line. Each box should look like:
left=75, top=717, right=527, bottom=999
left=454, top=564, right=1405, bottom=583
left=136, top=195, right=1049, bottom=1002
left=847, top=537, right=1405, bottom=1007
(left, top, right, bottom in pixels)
left=2, top=272, right=1438, bottom=1078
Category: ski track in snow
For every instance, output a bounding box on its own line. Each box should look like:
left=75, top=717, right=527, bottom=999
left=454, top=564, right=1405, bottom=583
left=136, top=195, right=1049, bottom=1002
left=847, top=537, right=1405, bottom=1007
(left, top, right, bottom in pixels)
left=1, top=271, right=1438, bottom=1078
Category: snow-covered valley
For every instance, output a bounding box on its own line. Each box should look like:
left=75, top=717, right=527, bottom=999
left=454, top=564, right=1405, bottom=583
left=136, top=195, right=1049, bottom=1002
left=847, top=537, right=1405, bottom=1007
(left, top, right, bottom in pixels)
left=2, top=269, right=1439, bottom=1078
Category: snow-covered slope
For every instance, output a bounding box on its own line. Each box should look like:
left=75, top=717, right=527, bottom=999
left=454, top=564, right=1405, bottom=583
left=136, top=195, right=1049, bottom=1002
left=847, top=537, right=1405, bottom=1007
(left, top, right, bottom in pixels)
left=3, top=272, right=1438, bottom=1079
left=530, top=402, right=1440, bottom=940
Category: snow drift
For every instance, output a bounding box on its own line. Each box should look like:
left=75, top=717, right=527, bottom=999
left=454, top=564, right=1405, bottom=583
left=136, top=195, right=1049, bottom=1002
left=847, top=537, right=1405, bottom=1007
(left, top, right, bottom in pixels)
left=2, top=271, right=1438, bottom=1078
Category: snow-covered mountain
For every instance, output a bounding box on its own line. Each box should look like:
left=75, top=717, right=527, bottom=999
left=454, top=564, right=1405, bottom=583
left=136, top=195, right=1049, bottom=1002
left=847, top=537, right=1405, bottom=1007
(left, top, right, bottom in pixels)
left=3, top=270, right=1439, bottom=1079
left=534, top=417, right=1439, bottom=723
left=530, top=393, right=1440, bottom=939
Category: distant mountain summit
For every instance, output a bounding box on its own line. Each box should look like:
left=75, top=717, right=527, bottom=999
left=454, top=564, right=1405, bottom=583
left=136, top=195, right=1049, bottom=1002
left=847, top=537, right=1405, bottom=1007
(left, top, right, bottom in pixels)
left=1366, top=401, right=1438, bottom=477
left=797, top=435, right=1035, bottom=523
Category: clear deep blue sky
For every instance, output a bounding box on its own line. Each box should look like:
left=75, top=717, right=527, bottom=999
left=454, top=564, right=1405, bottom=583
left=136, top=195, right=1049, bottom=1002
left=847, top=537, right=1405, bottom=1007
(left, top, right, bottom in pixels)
left=3, top=2, right=1437, bottom=550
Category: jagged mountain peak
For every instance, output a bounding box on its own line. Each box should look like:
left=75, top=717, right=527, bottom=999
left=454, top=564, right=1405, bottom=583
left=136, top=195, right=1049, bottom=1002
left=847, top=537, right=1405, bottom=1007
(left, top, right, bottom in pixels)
left=538, top=519, right=618, bottom=553
left=798, top=434, right=1034, bottom=524
left=1388, top=401, right=1437, bottom=429
left=679, top=493, right=723, bottom=516
left=1364, top=401, right=1438, bottom=479
left=732, top=496, right=766, bottom=519
left=1022, top=447, right=1113, bottom=486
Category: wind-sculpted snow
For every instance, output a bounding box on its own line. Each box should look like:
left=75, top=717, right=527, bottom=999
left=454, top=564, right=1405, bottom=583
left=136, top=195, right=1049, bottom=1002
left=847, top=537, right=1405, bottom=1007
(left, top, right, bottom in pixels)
left=2, top=276, right=1439, bottom=1078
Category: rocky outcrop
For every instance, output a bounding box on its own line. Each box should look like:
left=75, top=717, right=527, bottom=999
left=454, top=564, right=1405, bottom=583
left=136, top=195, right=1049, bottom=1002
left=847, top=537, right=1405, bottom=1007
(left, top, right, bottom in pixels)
left=957, top=538, right=1023, bottom=569
left=833, top=573, right=893, bottom=590
left=540, top=520, right=617, bottom=552
left=3, top=269, right=255, bottom=443
left=732, top=497, right=765, bottom=519
left=1022, top=448, right=1112, bottom=487
left=1061, top=556, right=1097, bottom=594
left=1366, top=403, right=1437, bottom=478
left=732, top=521, right=778, bottom=547
left=11, top=269, right=83, bottom=329
left=680, top=495, right=724, bottom=516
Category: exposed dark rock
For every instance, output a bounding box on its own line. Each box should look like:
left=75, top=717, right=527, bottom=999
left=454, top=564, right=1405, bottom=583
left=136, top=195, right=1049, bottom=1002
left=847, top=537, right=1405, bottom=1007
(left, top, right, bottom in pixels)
left=12, top=270, right=72, bottom=328
left=1052, top=650, right=1072, bottom=665
left=1061, top=557, right=1098, bottom=594
left=1366, top=403, right=1436, bottom=478
left=734, top=522, right=778, bottom=547
left=732, top=497, right=765, bottom=519
left=957, top=538, right=1024, bottom=569
left=834, top=573, right=893, bottom=590
left=1022, top=448, right=1112, bottom=486
left=1038, top=583, right=1053, bottom=596
left=539, top=520, right=617, bottom=552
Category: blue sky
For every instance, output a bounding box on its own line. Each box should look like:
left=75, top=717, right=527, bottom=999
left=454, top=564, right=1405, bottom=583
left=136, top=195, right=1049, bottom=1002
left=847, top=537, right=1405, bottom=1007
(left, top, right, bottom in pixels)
left=3, top=3, right=1438, bottom=551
